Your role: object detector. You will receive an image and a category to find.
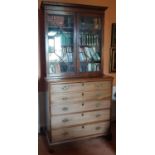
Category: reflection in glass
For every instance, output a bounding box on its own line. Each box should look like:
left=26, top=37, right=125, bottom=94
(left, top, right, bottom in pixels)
left=47, top=15, right=74, bottom=74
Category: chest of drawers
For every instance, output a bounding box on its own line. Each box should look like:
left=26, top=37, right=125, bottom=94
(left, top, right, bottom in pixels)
left=45, top=76, right=113, bottom=145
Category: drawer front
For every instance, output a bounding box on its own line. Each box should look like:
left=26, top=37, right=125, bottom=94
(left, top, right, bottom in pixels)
left=51, top=92, right=83, bottom=103
left=50, top=83, right=83, bottom=93
left=51, top=109, right=110, bottom=129
left=52, top=121, right=110, bottom=142
left=52, top=100, right=111, bottom=115
left=84, top=81, right=111, bottom=91
left=84, top=90, right=111, bottom=101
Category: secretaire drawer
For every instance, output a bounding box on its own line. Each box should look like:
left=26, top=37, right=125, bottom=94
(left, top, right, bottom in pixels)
left=50, top=83, right=83, bottom=93
left=51, top=92, right=83, bottom=103
left=84, top=81, right=111, bottom=91
left=51, top=109, right=110, bottom=129
left=52, top=121, right=110, bottom=142
left=51, top=100, right=111, bottom=115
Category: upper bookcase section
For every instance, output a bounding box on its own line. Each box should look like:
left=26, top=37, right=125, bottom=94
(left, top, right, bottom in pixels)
left=41, top=1, right=108, bottom=79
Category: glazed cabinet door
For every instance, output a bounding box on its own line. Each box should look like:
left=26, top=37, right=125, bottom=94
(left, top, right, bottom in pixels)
left=77, top=14, right=103, bottom=74
left=45, top=12, right=76, bottom=77
left=43, top=3, right=106, bottom=78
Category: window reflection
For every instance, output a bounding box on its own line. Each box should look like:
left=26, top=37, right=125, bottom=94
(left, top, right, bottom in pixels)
left=48, top=31, right=63, bottom=62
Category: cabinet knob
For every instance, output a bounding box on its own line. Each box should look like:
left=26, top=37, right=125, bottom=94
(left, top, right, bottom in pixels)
left=96, top=126, right=101, bottom=130
left=62, top=85, right=69, bottom=90
left=62, top=107, right=68, bottom=111
left=62, top=118, right=69, bottom=123
left=62, top=97, right=68, bottom=100
left=96, top=114, right=101, bottom=118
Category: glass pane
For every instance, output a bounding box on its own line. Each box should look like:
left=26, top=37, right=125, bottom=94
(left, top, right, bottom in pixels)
left=47, top=14, right=74, bottom=74
left=79, top=16, right=101, bottom=72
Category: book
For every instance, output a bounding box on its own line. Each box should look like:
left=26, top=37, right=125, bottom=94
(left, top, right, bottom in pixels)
left=84, top=47, right=92, bottom=61
left=67, top=53, right=73, bottom=62
left=79, top=48, right=87, bottom=62
left=79, top=52, right=87, bottom=62
left=79, top=53, right=83, bottom=61
left=63, top=53, right=68, bottom=62
left=92, top=47, right=100, bottom=61
left=89, top=48, right=98, bottom=61
left=49, top=63, right=61, bottom=74
left=55, top=63, right=61, bottom=73
left=49, top=63, right=56, bottom=73
left=87, top=63, right=92, bottom=72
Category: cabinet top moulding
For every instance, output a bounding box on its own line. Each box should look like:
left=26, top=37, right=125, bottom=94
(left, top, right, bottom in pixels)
left=41, top=1, right=108, bottom=13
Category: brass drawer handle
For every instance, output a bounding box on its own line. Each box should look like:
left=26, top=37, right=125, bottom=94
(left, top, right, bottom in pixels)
left=62, top=118, right=69, bottom=123
left=62, top=107, right=68, bottom=111
left=62, top=85, right=69, bottom=90
left=96, top=103, right=101, bottom=107
left=62, top=132, right=69, bottom=136
left=96, top=126, right=101, bottom=130
left=82, top=125, right=85, bottom=129
left=96, top=114, right=101, bottom=118
left=62, top=97, right=68, bottom=100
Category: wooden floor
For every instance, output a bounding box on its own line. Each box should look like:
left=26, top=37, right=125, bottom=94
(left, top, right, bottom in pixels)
left=38, top=122, right=116, bottom=155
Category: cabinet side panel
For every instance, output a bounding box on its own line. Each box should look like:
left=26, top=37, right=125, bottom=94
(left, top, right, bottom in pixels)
left=45, top=84, right=51, bottom=140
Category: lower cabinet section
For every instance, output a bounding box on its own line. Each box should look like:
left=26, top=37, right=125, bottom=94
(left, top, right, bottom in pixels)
left=46, top=77, right=113, bottom=145
left=52, top=121, right=110, bottom=142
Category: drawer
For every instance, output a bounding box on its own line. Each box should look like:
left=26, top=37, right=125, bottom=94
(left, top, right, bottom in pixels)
left=84, top=81, right=111, bottom=91
left=51, top=100, right=111, bottom=115
left=50, top=83, right=84, bottom=93
left=83, top=90, right=111, bottom=101
left=52, top=121, right=110, bottom=142
left=51, top=109, right=110, bottom=129
left=51, top=92, right=83, bottom=103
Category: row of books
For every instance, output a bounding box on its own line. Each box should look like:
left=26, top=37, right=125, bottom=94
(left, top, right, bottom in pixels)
left=80, top=63, right=100, bottom=72
left=49, top=63, right=74, bottom=73
left=48, top=46, right=73, bottom=62
left=80, top=33, right=99, bottom=46
left=62, top=52, right=73, bottom=62
left=61, top=32, right=73, bottom=46
left=80, top=17, right=101, bottom=30
left=79, top=47, right=100, bottom=62
left=48, top=15, right=73, bottom=28
left=48, top=15, right=65, bottom=27
left=49, top=62, right=100, bottom=73
left=61, top=47, right=73, bottom=62
left=62, top=47, right=72, bottom=53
